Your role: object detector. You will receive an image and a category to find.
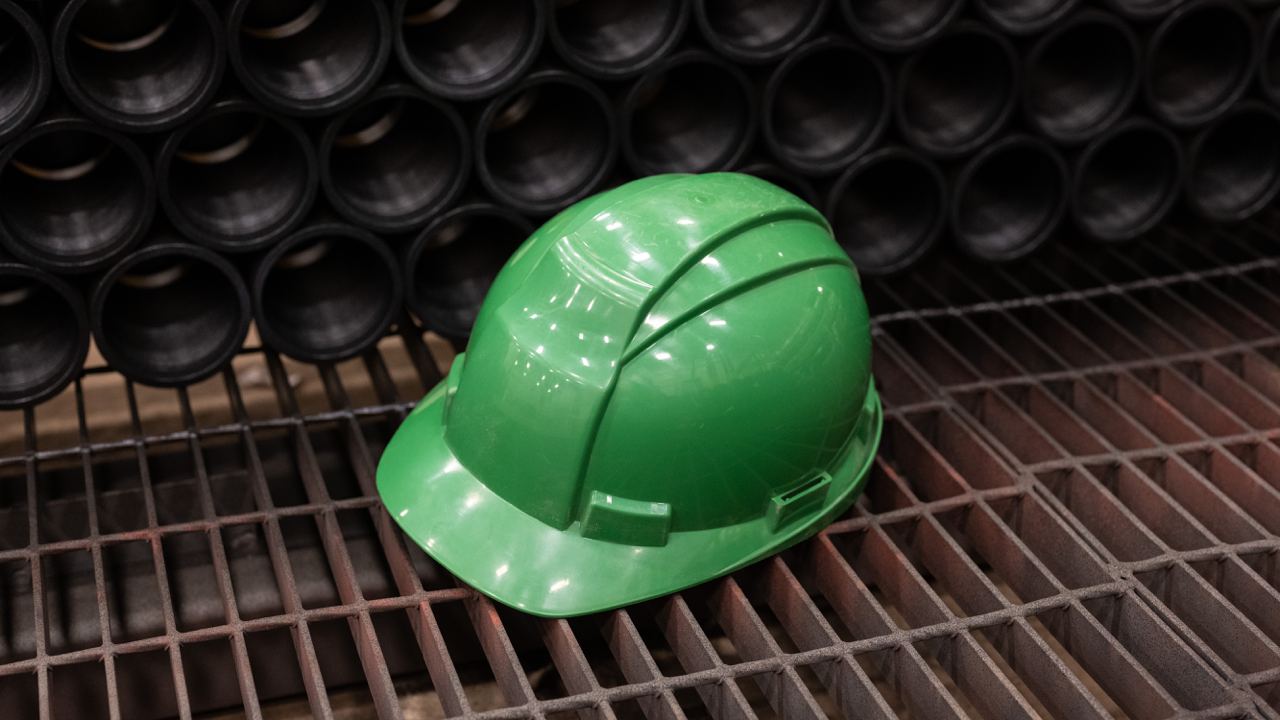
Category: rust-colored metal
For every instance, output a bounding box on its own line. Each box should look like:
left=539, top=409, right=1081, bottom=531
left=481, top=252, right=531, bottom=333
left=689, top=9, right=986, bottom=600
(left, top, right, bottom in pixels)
left=1, top=217, right=1279, bottom=718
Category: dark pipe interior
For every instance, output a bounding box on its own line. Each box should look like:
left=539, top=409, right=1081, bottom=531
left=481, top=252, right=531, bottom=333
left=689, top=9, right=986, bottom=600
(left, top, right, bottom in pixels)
left=628, top=60, right=750, bottom=173
left=1190, top=107, right=1280, bottom=220
left=484, top=83, right=610, bottom=209
left=261, top=234, right=396, bottom=358
left=99, top=252, right=244, bottom=383
left=412, top=213, right=526, bottom=337
left=1075, top=125, right=1178, bottom=239
left=554, top=0, right=680, bottom=73
left=1263, top=14, right=1280, bottom=101
left=1148, top=4, right=1252, bottom=123
left=0, top=129, right=147, bottom=267
left=65, top=0, right=216, bottom=120
left=169, top=110, right=309, bottom=244
left=400, top=0, right=535, bottom=89
left=0, top=272, right=82, bottom=405
left=701, top=0, right=820, bottom=53
left=956, top=142, right=1064, bottom=259
left=843, top=0, right=954, bottom=47
left=900, top=31, right=1013, bottom=153
left=1026, top=18, right=1133, bottom=140
left=978, top=0, right=1071, bottom=29
left=771, top=44, right=884, bottom=168
left=831, top=153, right=942, bottom=273
left=0, top=7, right=41, bottom=137
left=330, top=95, right=463, bottom=225
left=237, top=0, right=381, bottom=104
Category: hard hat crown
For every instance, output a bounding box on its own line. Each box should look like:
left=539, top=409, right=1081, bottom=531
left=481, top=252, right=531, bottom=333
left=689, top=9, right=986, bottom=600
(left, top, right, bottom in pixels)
left=442, top=173, right=875, bottom=543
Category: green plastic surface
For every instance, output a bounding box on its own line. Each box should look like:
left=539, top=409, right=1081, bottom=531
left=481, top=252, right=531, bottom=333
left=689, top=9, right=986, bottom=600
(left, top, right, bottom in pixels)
left=378, top=173, right=882, bottom=617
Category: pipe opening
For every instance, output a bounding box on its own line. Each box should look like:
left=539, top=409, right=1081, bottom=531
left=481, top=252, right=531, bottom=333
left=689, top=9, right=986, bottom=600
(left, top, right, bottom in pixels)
left=400, top=0, right=537, bottom=91
left=260, top=233, right=398, bottom=359
left=1026, top=16, right=1135, bottom=141
left=899, top=29, right=1014, bottom=155
left=829, top=151, right=943, bottom=274
left=0, top=7, right=41, bottom=137
left=168, top=109, right=310, bottom=246
left=483, top=82, right=611, bottom=211
left=0, top=128, right=148, bottom=268
left=553, top=0, right=681, bottom=74
left=627, top=58, right=751, bottom=173
left=329, top=94, right=464, bottom=226
left=769, top=43, right=885, bottom=170
left=65, top=0, right=217, bottom=121
left=237, top=0, right=382, bottom=105
left=1190, top=106, right=1280, bottom=221
left=843, top=0, right=955, bottom=48
left=1148, top=3, right=1252, bottom=125
left=1075, top=123, right=1179, bottom=240
left=99, top=251, right=246, bottom=384
left=701, top=0, right=821, bottom=55
left=0, top=272, right=82, bottom=405
left=955, top=139, right=1065, bottom=260
left=411, top=212, right=526, bottom=337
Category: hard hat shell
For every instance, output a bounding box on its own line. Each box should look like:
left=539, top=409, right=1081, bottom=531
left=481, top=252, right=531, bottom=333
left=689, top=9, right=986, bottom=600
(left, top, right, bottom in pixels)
left=378, top=173, right=881, bottom=617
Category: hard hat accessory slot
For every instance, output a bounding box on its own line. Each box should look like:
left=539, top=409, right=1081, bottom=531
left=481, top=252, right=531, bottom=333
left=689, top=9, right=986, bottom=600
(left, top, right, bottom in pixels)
left=767, top=471, right=832, bottom=532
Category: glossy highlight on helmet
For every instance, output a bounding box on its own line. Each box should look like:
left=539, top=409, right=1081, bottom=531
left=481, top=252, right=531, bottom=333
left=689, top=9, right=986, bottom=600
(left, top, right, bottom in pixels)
left=378, top=173, right=881, bottom=617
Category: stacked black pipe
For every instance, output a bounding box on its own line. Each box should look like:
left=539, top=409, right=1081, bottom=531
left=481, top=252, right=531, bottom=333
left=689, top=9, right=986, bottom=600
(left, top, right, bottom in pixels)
left=0, top=0, right=1277, bottom=406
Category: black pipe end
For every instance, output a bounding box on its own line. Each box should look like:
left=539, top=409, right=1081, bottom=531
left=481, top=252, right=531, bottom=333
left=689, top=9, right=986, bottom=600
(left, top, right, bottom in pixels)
left=827, top=147, right=946, bottom=275
left=395, top=0, right=544, bottom=102
left=621, top=51, right=756, bottom=175
left=763, top=37, right=889, bottom=175
left=1073, top=118, right=1181, bottom=242
left=952, top=135, right=1068, bottom=262
left=477, top=71, right=616, bottom=216
left=549, top=0, right=688, bottom=79
left=53, top=0, right=224, bottom=132
left=158, top=99, right=317, bottom=252
left=0, top=118, right=154, bottom=274
left=694, top=0, right=828, bottom=64
left=0, top=260, right=89, bottom=409
left=1024, top=11, right=1138, bottom=144
left=1187, top=102, right=1280, bottom=222
left=896, top=24, right=1017, bottom=158
left=254, top=222, right=403, bottom=363
left=92, top=241, right=250, bottom=387
left=405, top=204, right=533, bottom=342
left=1146, top=0, right=1256, bottom=128
left=0, top=0, right=49, bottom=145
left=840, top=0, right=961, bottom=52
left=321, top=84, right=469, bottom=232
left=229, top=0, right=390, bottom=116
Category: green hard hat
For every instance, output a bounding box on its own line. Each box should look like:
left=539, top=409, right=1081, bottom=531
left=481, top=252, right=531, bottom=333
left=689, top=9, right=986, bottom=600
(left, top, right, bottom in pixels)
left=378, top=173, right=882, bottom=617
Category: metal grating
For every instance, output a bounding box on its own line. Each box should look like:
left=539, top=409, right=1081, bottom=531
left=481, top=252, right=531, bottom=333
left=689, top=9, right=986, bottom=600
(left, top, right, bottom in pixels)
left=1, top=217, right=1280, bottom=719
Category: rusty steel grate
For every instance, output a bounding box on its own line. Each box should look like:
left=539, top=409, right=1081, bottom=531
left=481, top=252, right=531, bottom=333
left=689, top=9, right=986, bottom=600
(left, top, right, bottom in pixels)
left=1, top=217, right=1280, bottom=719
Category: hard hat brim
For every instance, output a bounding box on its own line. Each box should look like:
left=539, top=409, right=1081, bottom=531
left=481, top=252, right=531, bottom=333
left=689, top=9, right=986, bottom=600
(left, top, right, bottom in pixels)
left=377, top=379, right=882, bottom=618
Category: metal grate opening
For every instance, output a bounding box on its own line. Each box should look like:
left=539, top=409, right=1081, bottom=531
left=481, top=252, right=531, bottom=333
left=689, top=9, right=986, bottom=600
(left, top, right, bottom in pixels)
left=1, top=216, right=1279, bottom=719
